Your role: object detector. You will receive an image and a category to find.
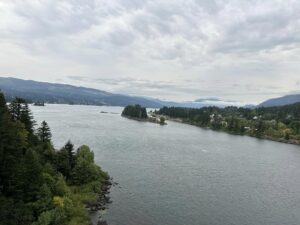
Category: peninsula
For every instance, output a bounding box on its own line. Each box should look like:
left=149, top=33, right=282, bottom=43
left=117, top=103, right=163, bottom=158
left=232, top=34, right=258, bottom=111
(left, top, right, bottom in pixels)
left=156, top=103, right=300, bottom=145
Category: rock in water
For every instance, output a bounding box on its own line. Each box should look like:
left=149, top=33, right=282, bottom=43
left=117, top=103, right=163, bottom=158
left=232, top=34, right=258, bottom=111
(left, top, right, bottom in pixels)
left=97, top=221, right=108, bottom=225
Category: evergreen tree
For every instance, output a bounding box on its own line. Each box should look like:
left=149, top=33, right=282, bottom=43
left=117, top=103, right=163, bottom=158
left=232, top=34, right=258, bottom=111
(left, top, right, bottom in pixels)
left=20, top=102, right=36, bottom=136
left=255, top=120, right=265, bottom=138
left=17, top=149, right=44, bottom=202
left=122, top=104, right=148, bottom=119
left=0, top=92, right=109, bottom=225
left=0, top=92, right=7, bottom=115
left=37, top=121, right=52, bottom=143
left=8, top=97, right=25, bottom=121
left=141, top=107, right=147, bottom=118
left=7, top=98, right=35, bottom=142
left=64, top=141, right=75, bottom=169
left=0, top=108, right=27, bottom=196
left=55, top=141, right=75, bottom=179
left=56, top=151, right=71, bottom=179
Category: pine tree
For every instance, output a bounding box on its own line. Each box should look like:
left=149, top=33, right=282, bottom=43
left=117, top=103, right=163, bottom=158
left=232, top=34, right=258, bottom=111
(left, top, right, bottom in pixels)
left=255, top=120, right=265, bottom=138
left=37, top=121, right=52, bottom=143
left=55, top=141, right=76, bottom=179
left=64, top=141, right=75, bottom=169
left=56, top=149, right=71, bottom=179
left=8, top=97, right=25, bottom=121
left=0, top=95, right=26, bottom=195
left=0, top=92, right=7, bottom=115
left=20, top=103, right=36, bottom=136
left=141, top=107, right=148, bottom=118
left=7, top=98, right=35, bottom=142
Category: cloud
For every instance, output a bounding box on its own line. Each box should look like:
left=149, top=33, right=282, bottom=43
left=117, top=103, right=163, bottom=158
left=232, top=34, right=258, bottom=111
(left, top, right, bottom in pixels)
left=213, top=2, right=300, bottom=53
left=0, top=0, right=299, bottom=102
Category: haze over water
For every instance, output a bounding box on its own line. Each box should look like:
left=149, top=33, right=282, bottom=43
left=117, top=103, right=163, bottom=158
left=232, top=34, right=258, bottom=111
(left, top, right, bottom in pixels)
left=32, top=104, right=300, bottom=225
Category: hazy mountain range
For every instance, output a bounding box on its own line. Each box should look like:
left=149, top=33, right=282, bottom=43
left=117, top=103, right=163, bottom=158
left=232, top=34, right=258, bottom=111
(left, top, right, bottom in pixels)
left=0, top=77, right=162, bottom=107
left=258, top=94, right=300, bottom=107
left=0, top=77, right=299, bottom=108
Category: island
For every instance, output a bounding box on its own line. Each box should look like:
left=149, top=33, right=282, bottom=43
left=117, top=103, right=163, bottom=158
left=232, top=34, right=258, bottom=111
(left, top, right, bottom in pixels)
left=122, top=104, right=166, bottom=125
left=0, top=93, right=111, bottom=225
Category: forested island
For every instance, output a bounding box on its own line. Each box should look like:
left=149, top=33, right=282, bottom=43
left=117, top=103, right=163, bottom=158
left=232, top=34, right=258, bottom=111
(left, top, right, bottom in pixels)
left=157, top=104, right=300, bottom=145
left=122, top=104, right=166, bottom=125
left=0, top=93, right=111, bottom=225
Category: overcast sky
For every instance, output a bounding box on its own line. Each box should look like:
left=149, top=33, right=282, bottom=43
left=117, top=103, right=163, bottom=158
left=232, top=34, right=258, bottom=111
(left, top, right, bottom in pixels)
left=0, top=0, right=300, bottom=103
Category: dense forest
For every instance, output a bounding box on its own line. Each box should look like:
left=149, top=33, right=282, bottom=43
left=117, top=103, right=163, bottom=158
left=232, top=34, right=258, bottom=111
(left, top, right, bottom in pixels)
left=122, top=104, right=148, bottom=119
left=157, top=103, right=300, bottom=144
left=0, top=92, right=109, bottom=225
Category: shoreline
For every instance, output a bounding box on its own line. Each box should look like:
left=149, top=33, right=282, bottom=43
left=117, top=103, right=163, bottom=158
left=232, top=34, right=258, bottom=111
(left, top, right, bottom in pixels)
left=166, top=117, right=300, bottom=146
left=87, top=177, right=115, bottom=225
left=122, top=115, right=167, bottom=125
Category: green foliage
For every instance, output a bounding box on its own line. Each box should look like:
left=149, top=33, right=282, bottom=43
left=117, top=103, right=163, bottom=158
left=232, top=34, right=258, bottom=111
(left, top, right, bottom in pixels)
left=37, top=121, right=52, bottom=143
left=159, top=116, right=165, bottom=124
left=0, top=92, right=6, bottom=114
left=64, top=141, right=76, bottom=169
left=53, top=174, right=70, bottom=197
left=71, top=145, right=106, bottom=185
left=158, top=103, right=300, bottom=143
left=122, top=104, right=148, bottom=119
left=8, top=98, right=36, bottom=140
left=32, top=208, right=66, bottom=225
left=0, top=198, right=34, bottom=225
left=8, top=97, right=25, bottom=121
left=76, top=145, right=94, bottom=163
left=0, top=92, right=108, bottom=225
left=56, top=149, right=72, bottom=180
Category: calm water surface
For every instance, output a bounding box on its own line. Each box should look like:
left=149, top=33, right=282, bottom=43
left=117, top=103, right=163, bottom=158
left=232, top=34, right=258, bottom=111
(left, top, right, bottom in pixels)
left=31, top=104, right=300, bottom=225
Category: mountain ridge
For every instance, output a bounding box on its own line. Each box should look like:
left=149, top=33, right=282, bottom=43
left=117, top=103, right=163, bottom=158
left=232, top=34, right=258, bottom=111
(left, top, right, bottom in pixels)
left=0, top=77, right=163, bottom=107
left=0, top=77, right=245, bottom=108
left=259, top=94, right=300, bottom=107
left=1, top=77, right=299, bottom=108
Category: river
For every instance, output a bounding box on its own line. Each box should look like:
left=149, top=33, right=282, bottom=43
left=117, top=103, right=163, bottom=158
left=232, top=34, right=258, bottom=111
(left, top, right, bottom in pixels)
left=31, top=104, right=300, bottom=225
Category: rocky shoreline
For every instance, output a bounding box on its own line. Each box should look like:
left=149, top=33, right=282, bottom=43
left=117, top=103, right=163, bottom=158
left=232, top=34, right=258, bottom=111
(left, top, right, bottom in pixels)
left=87, top=177, right=118, bottom=225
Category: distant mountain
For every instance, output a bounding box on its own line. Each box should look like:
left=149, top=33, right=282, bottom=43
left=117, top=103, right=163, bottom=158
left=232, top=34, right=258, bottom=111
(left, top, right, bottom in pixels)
left=0, top=77, right=163, bottom=108
left=259, top=94, right=300, bottom=107
left=0, top=77, right=249, bottom=108
left=195, top=97, right=222, bottom=102
left=244, top=104, right=256, bottom=109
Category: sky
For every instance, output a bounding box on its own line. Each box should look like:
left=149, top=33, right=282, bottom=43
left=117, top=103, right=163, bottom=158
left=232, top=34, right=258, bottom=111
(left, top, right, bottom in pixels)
left=0, top=0, right=300, bottom=103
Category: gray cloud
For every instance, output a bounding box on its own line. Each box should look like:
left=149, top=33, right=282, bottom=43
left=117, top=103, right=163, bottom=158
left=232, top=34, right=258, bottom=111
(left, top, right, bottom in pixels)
left=0, top=0, right=299, bottom=102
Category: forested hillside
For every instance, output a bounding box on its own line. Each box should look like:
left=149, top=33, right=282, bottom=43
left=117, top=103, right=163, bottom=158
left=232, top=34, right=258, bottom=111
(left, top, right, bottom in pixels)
left=259, top=94, right=300, bottom=107
left=157, top=104, right=300, bottom=144
left=0, top=92, right=109, bottom=225
left=0, top=77, right=162, bottom=107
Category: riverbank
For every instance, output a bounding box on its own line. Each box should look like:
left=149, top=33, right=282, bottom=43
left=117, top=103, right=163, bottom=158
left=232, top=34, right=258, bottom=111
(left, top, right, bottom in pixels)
left=166, top=116, right=300, bottom=146
left=122, top=115, right=167, bottom=125
left=86, top=178, right=114, bottom=225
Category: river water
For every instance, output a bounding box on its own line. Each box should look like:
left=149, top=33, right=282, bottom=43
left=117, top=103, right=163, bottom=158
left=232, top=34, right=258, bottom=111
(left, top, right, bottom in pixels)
left=31, top=104, right=300, bottom=225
